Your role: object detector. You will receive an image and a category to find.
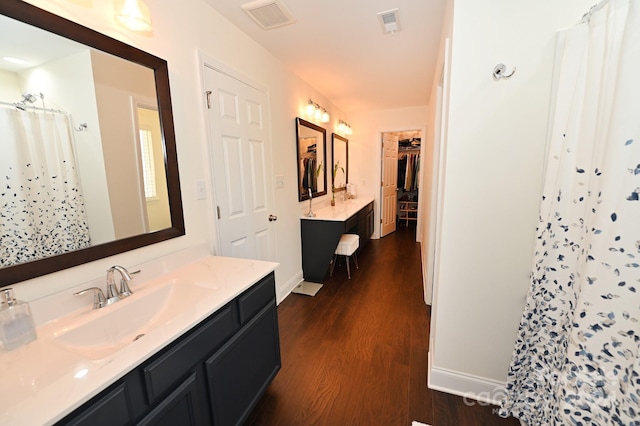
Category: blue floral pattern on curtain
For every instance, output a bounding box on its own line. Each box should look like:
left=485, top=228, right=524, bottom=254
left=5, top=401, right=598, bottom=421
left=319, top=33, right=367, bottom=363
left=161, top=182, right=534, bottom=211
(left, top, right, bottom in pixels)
left=0, top=110, right=91, bottom=266
left=500, top=0, right=640, bottom=424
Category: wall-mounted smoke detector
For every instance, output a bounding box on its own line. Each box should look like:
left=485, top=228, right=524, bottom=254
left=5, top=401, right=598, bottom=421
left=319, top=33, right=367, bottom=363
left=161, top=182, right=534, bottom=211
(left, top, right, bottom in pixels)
left=241, top=0, right=296, bottom=30
left=377, top=8, right=401, bottom=34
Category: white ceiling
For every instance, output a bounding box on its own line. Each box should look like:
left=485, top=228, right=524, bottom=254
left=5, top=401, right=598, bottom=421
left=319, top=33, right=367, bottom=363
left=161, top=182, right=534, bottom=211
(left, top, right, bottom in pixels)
left=0, top=15, right=87, bottom=72
left=203, top=0, right=447, bottom=113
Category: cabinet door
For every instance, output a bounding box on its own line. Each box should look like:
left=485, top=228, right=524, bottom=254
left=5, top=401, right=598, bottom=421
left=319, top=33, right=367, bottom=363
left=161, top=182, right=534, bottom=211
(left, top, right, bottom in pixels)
left=60, top=382, right=132, bottom=426
left=137, top=373, right=205, bottom=426
left=205, top=302, right=281, bottom=426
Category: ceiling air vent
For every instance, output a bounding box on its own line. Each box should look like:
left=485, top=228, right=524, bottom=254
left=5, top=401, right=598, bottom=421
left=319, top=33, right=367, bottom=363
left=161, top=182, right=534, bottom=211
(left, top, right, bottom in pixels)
left=377, top=8, right=401, bottom=34
left=241, top=0, right=296, bottom=30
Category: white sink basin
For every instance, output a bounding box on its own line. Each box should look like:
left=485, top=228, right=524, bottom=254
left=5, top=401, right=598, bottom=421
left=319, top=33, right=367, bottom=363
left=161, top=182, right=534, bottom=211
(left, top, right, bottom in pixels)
left=50, top=279, right=214, bottom=360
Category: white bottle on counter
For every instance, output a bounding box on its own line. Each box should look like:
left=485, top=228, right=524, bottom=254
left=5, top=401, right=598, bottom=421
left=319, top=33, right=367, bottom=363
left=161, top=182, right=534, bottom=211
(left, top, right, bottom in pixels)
left=0, top=288, right=37, bottom=351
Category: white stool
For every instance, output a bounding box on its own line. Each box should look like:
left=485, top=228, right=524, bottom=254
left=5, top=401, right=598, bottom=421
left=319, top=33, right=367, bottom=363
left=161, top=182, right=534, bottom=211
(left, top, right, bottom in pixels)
left=330, top=234, right=359, bottom=279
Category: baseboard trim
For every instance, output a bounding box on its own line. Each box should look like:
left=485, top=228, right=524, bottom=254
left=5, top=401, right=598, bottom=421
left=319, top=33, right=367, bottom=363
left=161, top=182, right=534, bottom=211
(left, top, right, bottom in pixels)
left=277, top=271, right=304, bottom=304
left=427, top=351, right=506, bottom=406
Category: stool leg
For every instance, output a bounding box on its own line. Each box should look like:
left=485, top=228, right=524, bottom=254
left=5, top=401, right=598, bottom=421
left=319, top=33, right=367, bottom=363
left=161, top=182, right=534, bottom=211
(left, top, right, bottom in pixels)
left=330, top=254, right=337, bottom=277
left=353, top=253, right=359, bottom=269
left=346, top=255, right=351, bottom=279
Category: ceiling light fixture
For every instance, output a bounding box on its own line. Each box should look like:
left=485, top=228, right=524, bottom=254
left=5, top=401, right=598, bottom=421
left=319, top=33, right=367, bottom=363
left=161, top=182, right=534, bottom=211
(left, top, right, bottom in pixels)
left=305, top=99, right=330, bottom=123
left=115, top=0, right=153, bottom=33
left=2, top=56, right=25, bottom=64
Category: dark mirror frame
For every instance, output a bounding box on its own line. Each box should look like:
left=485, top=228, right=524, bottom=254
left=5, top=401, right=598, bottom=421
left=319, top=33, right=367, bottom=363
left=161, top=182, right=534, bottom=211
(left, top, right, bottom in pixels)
left=296, top=117, right=327, bottom=202
left=0, top=0, right=184, bottom=287
left=331, top=133, right=349, bottom=192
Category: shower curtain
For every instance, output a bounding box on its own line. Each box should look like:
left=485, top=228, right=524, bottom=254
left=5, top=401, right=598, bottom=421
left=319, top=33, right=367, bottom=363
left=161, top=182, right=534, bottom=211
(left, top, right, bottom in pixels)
left=0, top=109, right=91, bottom=267
left=500, top=0, right=640, bottom=424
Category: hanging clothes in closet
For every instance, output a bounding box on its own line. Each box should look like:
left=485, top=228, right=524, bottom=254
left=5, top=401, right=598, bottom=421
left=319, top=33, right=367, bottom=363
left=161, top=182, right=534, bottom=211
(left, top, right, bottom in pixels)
left=397, top=151, right=420, bottom=191
left=301, top=143, right=318, bottom=192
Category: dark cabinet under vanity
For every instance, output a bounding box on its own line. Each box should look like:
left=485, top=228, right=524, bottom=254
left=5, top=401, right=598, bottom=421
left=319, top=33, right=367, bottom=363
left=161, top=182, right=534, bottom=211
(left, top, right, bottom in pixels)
left=301, top=200, right=374, bottom=282
left=59, top=272, right=280, bottom=426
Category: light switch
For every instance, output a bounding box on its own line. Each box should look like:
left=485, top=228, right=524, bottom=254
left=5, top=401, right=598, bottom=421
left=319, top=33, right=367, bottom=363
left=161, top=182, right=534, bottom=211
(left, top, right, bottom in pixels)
left=275, top=175, right=285, bottom=189
left=196, top=180, right=206, bottom=200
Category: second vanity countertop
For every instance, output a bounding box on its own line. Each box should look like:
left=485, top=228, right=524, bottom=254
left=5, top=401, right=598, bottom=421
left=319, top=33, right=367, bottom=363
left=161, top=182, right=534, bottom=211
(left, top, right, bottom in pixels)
left=300, top=196, right=374, bottom=222
left=0, top=254, right=278, bottom=426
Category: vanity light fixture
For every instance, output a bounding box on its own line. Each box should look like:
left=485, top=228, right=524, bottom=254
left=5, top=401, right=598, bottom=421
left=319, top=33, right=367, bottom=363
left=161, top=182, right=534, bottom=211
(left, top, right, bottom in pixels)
left=305, top=99, right=330, bottom=123
left=115, top=0, right=153, bottom=33
left=338, top=120, right=352, bottom=136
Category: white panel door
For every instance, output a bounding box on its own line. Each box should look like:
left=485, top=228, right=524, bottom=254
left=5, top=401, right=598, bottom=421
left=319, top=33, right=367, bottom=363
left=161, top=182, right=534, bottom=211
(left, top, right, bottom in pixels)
left=205, top=66, right=276, bottom=261
left=381, top=133, right=399, bottom=237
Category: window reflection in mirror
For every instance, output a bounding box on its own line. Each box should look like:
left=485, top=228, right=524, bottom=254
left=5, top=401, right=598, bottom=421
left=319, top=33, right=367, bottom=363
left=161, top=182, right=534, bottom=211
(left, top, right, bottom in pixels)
left=135, top=105, right=171, bottom=233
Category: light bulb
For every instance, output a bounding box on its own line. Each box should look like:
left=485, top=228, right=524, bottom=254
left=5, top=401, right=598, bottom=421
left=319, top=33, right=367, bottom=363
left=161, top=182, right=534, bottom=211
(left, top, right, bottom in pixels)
left=305, top=101, right=315, bottom=116
left=115, top=0, right=153, bottom=32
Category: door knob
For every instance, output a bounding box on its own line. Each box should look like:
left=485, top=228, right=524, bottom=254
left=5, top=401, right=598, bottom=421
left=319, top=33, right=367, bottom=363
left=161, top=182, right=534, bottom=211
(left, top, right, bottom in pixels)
left=269, top=214, right=278, bottom=222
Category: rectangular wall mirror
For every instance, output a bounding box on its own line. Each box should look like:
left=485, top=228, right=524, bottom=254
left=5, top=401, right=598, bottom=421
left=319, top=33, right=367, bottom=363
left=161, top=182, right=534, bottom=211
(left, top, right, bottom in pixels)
left=331, top=133, right=348, bottom=191
left=296, top=117, right=327, bottom=201
left=0, top=1, right=184, bottom=286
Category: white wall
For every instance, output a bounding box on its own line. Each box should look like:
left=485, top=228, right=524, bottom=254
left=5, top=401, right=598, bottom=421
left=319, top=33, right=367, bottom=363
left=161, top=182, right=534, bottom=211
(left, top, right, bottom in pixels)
left=91, top=50, right=156, bottom=239
left=12, top=0, right=344, bottom=304
left=427, top=0, right=595, bottom=400
left=348, top=106, right=429, bottom=239
left=0, top=69, right=21, bottom=100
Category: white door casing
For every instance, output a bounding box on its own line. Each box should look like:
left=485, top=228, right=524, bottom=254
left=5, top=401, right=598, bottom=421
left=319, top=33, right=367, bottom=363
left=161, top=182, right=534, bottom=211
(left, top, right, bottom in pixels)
left=204, top=64, right=276, bottom=262
left=380, top=132, right=399, bottom=237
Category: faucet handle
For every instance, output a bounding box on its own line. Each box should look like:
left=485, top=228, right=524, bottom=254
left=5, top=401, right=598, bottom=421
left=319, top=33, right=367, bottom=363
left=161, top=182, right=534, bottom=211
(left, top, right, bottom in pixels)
left=74, top=287, right=107, bottom=310
left=119, top=269, right=140, bottom=297
left=105, top=274, right=120, bottom=301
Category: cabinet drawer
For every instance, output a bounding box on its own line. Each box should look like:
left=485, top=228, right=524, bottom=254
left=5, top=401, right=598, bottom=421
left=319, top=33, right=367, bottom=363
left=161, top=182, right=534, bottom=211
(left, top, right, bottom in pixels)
left=357, top=202, right=373, bottom=219
left=238, top=272, right=275, bottom=324
left=345, top=215, right=358, bottom=233
left=143, top=305, right=236, bottom=404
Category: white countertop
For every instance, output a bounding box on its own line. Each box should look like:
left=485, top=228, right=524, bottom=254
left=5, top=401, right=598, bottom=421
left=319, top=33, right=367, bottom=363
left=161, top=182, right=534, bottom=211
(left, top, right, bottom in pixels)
left=300, top=196, right=374, bottom=222
left=0, top=255, right=278, bottom=426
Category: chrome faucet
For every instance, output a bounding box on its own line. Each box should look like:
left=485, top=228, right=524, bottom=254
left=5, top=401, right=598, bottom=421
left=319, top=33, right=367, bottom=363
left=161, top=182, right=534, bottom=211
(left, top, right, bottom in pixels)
left=107, top=265, right=136, bottom=299
left=73, top=266, right=138, bottom=309
left=73, top=287, right=108, bottom=310
left=305, top=188, right=316, bottom=217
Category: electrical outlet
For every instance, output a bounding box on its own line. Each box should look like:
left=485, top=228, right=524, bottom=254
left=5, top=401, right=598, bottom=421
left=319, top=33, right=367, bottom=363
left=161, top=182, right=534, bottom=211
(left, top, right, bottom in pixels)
left=275, top=175, right=285, bottom=189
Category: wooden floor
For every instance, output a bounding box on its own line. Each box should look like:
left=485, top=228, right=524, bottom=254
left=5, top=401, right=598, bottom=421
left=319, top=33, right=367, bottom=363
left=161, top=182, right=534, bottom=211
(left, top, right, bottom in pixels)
left=246, top=226, right=521, bottom=426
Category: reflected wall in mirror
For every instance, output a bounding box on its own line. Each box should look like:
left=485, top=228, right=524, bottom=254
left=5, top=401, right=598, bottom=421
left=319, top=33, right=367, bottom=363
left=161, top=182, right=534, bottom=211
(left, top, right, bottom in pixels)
left=0, top=1, right=184, bottom=286
left=296, top=117, right=327, bottom=201
left=331, top=133, right=348, bottom=191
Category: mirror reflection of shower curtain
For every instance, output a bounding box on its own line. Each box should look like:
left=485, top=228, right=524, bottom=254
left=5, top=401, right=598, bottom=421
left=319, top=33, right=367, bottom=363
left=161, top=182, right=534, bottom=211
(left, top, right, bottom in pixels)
left=0, top=109, right=91, bottom=267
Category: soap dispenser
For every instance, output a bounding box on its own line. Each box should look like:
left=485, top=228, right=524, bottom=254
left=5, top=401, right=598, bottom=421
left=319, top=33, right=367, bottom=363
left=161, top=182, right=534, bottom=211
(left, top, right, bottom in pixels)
left=0, top=288, right=37, bottom=351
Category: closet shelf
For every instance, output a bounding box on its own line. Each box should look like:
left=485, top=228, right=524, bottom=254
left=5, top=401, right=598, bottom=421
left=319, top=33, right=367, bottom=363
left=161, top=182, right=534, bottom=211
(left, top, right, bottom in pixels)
left=398, top=200, right=418, bottom=226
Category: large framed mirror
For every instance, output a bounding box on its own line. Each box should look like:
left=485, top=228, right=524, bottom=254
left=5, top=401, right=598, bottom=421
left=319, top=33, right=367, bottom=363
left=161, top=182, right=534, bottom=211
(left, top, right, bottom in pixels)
left=296, top=117, right=327, bottom=201
left=331, top=133, right=348, bottom=191
left=0, top=1, right=184, bottom=286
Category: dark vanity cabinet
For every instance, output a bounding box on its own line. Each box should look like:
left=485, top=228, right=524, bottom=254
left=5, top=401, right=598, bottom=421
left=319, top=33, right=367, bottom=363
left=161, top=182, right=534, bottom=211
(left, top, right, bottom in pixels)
left=301, top=200, right=374, bottom=282
left=59, top=272, right=280, bottom=426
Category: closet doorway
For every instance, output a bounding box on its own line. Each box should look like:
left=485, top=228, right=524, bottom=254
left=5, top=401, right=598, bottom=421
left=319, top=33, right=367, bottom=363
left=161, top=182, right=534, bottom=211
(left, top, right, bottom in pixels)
left=380, top=130, right=422, bottom=238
